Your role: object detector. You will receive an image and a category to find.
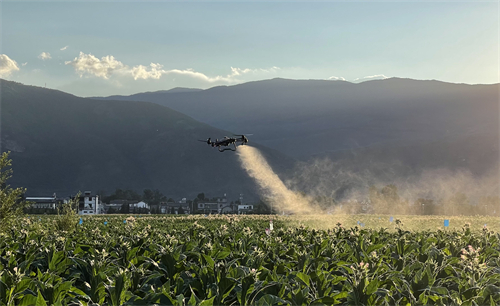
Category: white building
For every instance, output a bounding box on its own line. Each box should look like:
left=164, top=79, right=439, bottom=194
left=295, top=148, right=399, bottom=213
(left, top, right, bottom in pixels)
left=238, top=204, right=254, bottom=214
left=26, top=195, right=57, bottom=209
left=133, top=201, right=149, bottom=209
left=197, top=194, right=234, bottom=214
left=77, top=191, right=102, bottom=215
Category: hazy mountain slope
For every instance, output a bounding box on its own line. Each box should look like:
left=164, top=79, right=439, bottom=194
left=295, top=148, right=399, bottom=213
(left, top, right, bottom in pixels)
left=321, top=131, right=499, bottom=176
left=0, top=79, right=293, bottom=199
left=96, top=78, right=499, bottom=176
left=92, top=87, right=203, bottom=101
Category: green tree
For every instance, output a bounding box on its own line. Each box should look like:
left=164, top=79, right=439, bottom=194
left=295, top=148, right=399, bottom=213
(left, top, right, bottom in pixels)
left=0, top=152, right=30, bottom=230
left=104, top=188, right=141, bottom=203
left=125, top=189, right=141, bottom=201
left=143, top=189, right=154, bottom=204
left=55, top=192, right=79, bottom=232
left=121, top=203, right=130, bottom=214
left=253, top=200, right=272, bottom=214
left=143, top=189, right=166, bottom=206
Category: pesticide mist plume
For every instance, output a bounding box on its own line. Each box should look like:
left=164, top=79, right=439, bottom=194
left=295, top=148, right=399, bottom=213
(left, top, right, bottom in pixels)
left=237, top=146, right=318, bottom=214
left=237, top=146, right=499, bottom=217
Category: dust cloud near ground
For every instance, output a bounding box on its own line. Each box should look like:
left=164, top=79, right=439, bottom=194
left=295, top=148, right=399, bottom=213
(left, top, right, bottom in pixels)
left=237, top=146, right=500, bottom=216
left=237, top=146, right=319, bottom=214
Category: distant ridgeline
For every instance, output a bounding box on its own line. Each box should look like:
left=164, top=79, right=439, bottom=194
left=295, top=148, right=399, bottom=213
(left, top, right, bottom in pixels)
left=2, top=78, right=498, bottom=207
left=0, top=79, right=293, bottom=200
left=95, top=78, right=499, bottom=176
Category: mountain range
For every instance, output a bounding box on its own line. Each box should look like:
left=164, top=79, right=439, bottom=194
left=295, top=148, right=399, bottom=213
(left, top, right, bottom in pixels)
left=95, top=78, right=499, bottom=177
left=2, top=77, right=498, bottom=200
left=0, top=79, right=293, bottom=200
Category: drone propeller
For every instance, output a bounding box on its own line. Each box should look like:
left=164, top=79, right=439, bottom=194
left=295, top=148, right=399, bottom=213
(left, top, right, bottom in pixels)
left=234, top=134, right=251, bottom=144
left=198, top=138, right=212, bottom=145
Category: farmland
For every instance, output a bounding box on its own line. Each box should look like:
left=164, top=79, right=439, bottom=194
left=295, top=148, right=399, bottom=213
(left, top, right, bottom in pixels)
left=1, top=214, right=500, bottom=305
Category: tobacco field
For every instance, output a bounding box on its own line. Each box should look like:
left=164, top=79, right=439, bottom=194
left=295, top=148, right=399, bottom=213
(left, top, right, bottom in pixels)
left=1, top=215, right=500, bottom=305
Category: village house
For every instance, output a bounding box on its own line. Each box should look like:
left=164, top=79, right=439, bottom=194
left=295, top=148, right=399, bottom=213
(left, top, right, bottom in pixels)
left=160, top=198, right=191, bottom=214
left=197, top=194, right=236, bottom=214
left=75, top=191, right=102, bottom=215
left=28, top=190, right=254, bottom=215
left=237, top=204, right=254, bottom=214
left=25, top=193, right=67, bottom=211
left=102, top=200, right=150, bottom=213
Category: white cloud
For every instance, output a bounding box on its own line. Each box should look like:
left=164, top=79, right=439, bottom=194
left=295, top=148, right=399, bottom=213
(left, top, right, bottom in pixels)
left=260, top=66, right=281, bottom=73
left=162, top=66, right=267, bottom=83
left=22, top=62, right=28, bottom=66
left=230, top=67, right=252, bottom=76
left=60, top=46, right=69, bottom=51
left=353, top=74, right=389, bottom=83
left=163, top=68, right=234, bottom=83
left=166, top=66, right=278, bottom=83
left=164, top=68, right=218, bottom=81
left=65, top=52, right=126, bottom=79
left=65, top=52, right=279, bottom=84
left=328, top=76, right=346, bottom=81
left=130, top=63, right=165, bottom=80
left=0, top=54, right=20, bottom=78
left=38, top=52, right=52, bottom=60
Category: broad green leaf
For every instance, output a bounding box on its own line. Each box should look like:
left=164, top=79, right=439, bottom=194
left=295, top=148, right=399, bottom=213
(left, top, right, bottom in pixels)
left=431, top=286, right=449, bottom=296
left=199, top=296, right=215, bottom=306
left=176, top=294, right=184, bottom=306
left=36, top=290, right=47, bottom=306
left=216, top=251, right=231, bottom=260
left=255, top=294, right=289, bottom=306
left=202, top=254, right=215, bottom=269
left=18, top=292, right=37, bottom=306
left=365, top=279, right=379, bottom=296
left=296, top=272, right=310, bottom=287
left=366, top=244, right=384, bottom=254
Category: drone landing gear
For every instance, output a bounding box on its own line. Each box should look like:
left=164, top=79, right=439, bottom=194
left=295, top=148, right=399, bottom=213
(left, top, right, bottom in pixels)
left=218, top=147, right=236, bottom=152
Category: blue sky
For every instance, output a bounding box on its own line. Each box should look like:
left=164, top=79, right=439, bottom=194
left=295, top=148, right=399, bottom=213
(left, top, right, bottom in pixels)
left=0, top=1, right=498, bottom=96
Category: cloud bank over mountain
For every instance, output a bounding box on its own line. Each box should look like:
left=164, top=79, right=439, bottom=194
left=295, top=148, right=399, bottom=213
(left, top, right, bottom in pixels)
left=353, top=74, right=389, bottom=82
left=328, top=76, right=347, bottom=81
left=65, top=52, right=280, bottom=83
left=327, top=74, right=389, bottom=83
left=0, top=54, right=20, bottom=78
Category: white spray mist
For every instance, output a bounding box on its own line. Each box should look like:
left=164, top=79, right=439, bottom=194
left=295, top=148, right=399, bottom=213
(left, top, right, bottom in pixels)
left=237, top=146, right=499, bottom=216
left=237, top=146, right=317, bottom=214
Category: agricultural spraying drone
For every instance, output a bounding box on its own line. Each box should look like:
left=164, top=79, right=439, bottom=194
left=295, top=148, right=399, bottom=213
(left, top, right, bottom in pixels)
left=198, top=134, right=251, bottom=152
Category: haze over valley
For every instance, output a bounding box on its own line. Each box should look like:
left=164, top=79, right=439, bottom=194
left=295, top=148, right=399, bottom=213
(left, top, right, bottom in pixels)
left=95, top=77, right=499, bottom=178
left=0, top=79, right=293, bottom=199
left=1, top=77, right=498, bottom=206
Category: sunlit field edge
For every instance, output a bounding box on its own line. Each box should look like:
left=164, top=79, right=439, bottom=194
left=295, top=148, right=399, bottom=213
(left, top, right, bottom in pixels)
left=27, top=214, right=500, bottom=232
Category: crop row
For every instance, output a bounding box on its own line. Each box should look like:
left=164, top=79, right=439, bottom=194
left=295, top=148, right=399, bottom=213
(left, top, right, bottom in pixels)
left=1, top=215, right=499, bottom=305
